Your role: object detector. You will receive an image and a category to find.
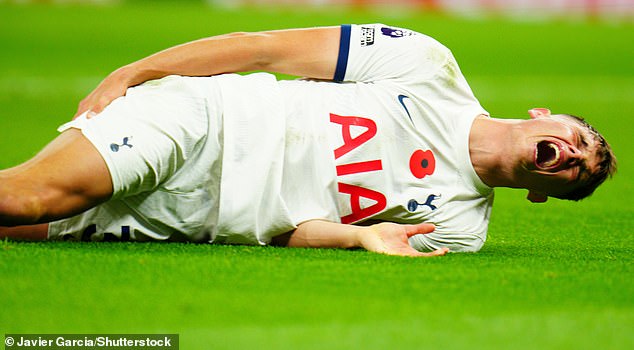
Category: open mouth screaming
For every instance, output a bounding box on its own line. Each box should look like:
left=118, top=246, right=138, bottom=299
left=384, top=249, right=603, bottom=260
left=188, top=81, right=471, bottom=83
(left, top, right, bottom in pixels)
left=535, top=140, right=563, bottom=169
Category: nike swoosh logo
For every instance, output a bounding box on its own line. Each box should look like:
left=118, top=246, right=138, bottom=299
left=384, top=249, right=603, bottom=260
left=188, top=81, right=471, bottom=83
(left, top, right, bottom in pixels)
left=397, top=94, right=414, bottom=125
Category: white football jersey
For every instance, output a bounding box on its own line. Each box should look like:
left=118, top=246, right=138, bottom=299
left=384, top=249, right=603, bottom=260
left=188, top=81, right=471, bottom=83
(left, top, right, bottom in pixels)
left=216, top=24, right=493, bottom=252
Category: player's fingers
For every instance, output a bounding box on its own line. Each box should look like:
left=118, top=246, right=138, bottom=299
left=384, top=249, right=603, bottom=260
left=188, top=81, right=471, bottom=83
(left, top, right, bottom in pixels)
left=90, top=97, right=110, bottom=116
left=74, top=99, right=89, bottom=119
left=74, top=90, right=99, bottom=119
left=390, top=246, right=448, bottom=257
left=85, top=95, right=114, bottom=119
left=427, top=247, right=449, bottom=256
left=403, top=248, right=447, bottom=257
left=405, top=223, right=435, bottom=238
left=383, top=247, right=423, bottom=257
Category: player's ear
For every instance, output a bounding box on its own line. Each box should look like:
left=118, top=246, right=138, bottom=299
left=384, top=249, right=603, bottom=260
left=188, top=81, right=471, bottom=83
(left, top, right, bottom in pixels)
left=527, top=190, right=548, bottom=203
left=528, top=108, right=551, bottom=119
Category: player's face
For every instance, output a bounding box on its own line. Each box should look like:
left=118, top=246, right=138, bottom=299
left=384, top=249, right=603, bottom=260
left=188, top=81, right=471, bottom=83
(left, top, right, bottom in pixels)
left=515, top=109, right=602, bottom=202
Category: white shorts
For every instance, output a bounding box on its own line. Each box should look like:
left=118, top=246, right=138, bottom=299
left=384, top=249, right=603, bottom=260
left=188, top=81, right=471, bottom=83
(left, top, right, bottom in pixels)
left=49, top=76, right=224, bottom=242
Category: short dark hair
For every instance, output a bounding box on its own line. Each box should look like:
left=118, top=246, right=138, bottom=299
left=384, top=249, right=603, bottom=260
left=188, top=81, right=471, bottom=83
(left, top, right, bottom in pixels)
left=556, top=114, right=617, bottom=201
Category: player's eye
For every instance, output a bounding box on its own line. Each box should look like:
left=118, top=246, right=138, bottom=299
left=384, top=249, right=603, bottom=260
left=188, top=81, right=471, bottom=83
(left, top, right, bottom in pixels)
left=574, top=131, right=583, bottom=148
left=581, top=136, right=589, bottom=147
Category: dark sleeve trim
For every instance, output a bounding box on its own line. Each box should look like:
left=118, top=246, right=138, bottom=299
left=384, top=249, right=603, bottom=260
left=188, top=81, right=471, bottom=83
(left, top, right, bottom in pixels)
left=333, top=24, right=351, bottom=82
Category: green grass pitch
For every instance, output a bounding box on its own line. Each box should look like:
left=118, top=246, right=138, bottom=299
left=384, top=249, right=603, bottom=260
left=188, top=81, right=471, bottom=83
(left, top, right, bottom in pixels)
left=1, top=3, right=633, bottom=349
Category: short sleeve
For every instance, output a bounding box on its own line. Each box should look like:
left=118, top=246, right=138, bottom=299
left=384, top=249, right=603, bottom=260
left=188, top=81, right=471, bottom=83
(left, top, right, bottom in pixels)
left=334, top=23, right=452, bottom=83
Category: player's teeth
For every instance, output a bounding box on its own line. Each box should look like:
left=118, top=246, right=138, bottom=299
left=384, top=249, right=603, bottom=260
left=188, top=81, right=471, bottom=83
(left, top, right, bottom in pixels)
left=543, top=143, right=560, bottom=167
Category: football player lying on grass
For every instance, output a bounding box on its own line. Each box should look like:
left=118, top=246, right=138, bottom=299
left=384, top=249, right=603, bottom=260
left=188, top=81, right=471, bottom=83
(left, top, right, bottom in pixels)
left=0, top=24, right=616, bottom=256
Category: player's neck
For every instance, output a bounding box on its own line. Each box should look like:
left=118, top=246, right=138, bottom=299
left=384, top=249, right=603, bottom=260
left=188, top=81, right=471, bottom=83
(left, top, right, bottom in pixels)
left=469, top=116, right=523, bottom=188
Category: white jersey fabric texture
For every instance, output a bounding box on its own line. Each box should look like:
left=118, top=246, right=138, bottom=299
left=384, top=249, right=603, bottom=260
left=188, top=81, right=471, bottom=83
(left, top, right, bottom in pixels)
left=49, top=23, right=494, bottom=252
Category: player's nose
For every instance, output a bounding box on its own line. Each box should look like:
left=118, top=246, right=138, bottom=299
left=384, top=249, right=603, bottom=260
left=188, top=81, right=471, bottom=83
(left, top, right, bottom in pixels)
left=565, top=144, right=584, bottom=166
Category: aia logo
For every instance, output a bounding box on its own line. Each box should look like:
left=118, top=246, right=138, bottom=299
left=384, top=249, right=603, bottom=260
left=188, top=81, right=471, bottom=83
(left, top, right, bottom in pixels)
left=409, top=149, right=435, bottom=179
left=110, top=136, right=133, bottom=152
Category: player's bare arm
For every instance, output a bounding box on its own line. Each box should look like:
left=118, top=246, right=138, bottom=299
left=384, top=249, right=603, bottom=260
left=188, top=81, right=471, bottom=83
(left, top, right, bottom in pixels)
left=272, top=220, right=449, bottom=257
left=76, top=26, right=341, bottom=118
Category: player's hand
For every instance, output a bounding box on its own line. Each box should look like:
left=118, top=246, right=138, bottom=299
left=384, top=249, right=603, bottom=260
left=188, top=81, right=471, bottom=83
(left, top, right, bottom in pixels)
left=357, top=222, right=449, bottom=257
left=74, top=66, right=135, bottom=120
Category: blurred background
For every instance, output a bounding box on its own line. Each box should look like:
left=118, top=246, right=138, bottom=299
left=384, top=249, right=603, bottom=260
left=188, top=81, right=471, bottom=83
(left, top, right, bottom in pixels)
left=2, top=0, right=633, bottom=22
